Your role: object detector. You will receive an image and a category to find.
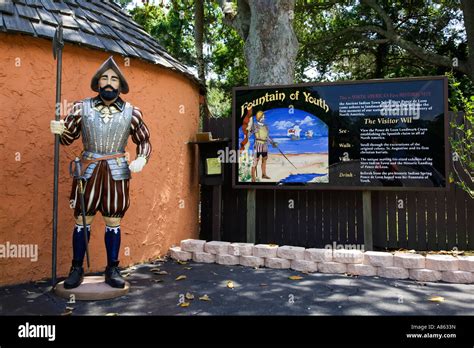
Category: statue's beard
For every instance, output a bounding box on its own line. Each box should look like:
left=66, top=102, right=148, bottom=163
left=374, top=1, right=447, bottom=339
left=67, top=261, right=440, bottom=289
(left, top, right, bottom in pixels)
left=99, top=86, right=119, bottom=101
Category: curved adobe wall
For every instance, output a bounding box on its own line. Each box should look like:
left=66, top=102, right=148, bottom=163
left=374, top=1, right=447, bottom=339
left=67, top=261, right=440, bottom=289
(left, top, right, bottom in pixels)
left=0, top=33, right=200, bottom=285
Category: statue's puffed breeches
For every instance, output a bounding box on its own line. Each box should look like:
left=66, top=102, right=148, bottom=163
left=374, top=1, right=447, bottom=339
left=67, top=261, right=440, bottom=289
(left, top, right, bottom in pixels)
left=70, top=160, right=130, bottom=218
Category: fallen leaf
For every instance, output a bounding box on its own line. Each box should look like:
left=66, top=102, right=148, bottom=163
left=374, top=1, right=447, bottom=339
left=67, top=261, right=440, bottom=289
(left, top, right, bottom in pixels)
left=185, top=292, right=195, bottom=300
left=150, top=279, right=163, bottom=283
left=184, top=267, right=192, bottom=270
left=227, top=281, right=234, bottom=289
left=177, top=260, right=188, bottom=265
left=121, top=273, right=130, bottom=278
left=199, top=295, right=211, bottom=301
left=105, top=313, right=119, bottom=316
left=175, top=275, right=187, bottom=281
left=149, top=267, right=161, bottom=272
left=157, top=271, right=169, bottom=275
left=179, top=302, right=190, bottom=307
left=65, top=306, right=74, bottom=311
left=289, top=275, right=303, bottom=280
left=429, top=296, right=445, bottom=302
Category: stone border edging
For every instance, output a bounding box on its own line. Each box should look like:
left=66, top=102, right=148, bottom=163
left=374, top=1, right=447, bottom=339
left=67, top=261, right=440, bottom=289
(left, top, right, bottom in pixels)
left=169, top=240, right=474, bottom=284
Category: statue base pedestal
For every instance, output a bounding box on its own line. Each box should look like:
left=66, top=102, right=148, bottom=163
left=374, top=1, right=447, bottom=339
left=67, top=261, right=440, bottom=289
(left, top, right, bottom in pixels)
left=54, top=276, right=130, bottom=301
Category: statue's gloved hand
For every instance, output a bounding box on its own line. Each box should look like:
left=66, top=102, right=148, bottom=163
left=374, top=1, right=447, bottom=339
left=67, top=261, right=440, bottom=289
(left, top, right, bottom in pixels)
left=50, top=120, right=66, bottom=135
left=129, top=156, right=147, bottom=173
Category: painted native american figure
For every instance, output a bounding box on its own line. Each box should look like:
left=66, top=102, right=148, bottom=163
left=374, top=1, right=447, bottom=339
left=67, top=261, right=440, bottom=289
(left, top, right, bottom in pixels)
left=50, top=56, right=151, bottom=289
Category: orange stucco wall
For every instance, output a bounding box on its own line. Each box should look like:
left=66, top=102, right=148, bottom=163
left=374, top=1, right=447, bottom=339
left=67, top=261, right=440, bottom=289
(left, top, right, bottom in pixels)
left=0, top=34, right=200, bottom=286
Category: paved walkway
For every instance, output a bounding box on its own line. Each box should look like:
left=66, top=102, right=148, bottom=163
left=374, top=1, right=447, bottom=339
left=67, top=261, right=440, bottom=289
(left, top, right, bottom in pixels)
left=1, top=259, right=474, bottom=315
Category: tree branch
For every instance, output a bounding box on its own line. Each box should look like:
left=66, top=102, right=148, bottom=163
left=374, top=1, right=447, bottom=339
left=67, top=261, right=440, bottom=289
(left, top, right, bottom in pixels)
left=218, top=0, right=251, bottom=40
left=361, top=0, right=394, bottom=33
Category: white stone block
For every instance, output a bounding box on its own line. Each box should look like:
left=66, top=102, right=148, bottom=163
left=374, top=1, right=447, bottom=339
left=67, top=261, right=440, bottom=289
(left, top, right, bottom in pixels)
left=204, top=241, right=231, bottom=255
left=333, top=249, right=364, bottom=264
left=318, top=262, right=347, bottom=274
left=457, top=256, right=474, bottom=272
left=169, top=246, right=192, bottom=261
left=277, top=245, right=306, bottom=260
left=409, top=269, right=442, bottom=282
left=363, top=251, right=394, bottom=267
left=192, top=251, right=215, bottom=263
left=378, top=266, right=409, bottom=279
left=253, top=244, right=278, bottom=258
left=265, top=257, right=291, bottom=269
left=347, top=264, right=377, bottom=276
left=240, top=255, right=265, bottom=268
left=228, top=243, right=254, bottom=256
left=216, top=254, right=240, bottom=265
left=425, top=255, right=458, bottom=271
left=290, top=260, right=318, bottom=273
left=181, top=239, right=206, bottom=253
left=393, top=253, right=425, bottom=269
left=441, top=271, right=473, bottom=284
left=304, top=248, right=333, bottom=262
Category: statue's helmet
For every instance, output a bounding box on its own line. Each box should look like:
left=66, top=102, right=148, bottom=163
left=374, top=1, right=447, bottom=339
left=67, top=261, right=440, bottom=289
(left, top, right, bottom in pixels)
left=256, top=110, right=265, bottom=121
left=90, top=56, right=129, bottom=94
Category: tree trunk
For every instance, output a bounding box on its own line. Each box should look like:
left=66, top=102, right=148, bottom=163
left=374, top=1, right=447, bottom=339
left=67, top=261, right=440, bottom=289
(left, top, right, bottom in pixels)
left=195, top=0, right=205, bottom=83
left=245, top=0, right=298, bottom=85
left=461, top=0, right=474, bottom=81
left=374, top=42, right=388, bottom=78
left=223, top=0, right=298, bottom=85
left=220, top=0, right=298, bottom=243
left=195, top=0, right=207, bottom=131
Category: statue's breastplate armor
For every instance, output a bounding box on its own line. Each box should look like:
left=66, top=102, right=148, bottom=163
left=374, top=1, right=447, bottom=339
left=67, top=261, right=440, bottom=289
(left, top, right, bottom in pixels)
left=255, top=124, right=268, bottom=143
left=80, top=98, right=133, bottom=181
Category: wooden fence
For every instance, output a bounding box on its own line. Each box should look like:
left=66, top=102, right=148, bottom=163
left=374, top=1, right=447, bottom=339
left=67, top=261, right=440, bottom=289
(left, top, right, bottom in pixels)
left=200, top=113, right=473, bottom=251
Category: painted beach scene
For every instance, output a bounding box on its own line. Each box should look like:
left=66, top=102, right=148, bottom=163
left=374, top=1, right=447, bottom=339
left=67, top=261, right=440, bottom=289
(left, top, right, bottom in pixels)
left=238, top=107, right=329, bottom=184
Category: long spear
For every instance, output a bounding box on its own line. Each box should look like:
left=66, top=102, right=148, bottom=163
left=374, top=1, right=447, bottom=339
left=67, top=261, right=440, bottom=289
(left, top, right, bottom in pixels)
left=51, top=20, right=64, bottom=288
left=268, top=136, right=298, bottom=170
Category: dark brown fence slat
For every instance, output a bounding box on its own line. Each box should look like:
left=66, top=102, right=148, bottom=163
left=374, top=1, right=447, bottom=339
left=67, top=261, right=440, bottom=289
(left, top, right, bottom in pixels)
left=265, top=190, right=276, bottom=244
left=407, top=192, right=417, bottom=249
left=455, top=186, right=467, bottom=250
left=427, top=193, right=437, bottom=250
left=387, top=192, right=397, bottom=249
left=397, top=192, right=407, bottom=249
left=322, top=191, right=332, bottom=247
left=315, top=191, right=324, bottom=247
left=379, top=193, right=389, bottom=249
left=435, top=191, right=447, bottom=250
left=417, top=192, right=428, bottom=250
left=298, top=191, right=308, bottom=247
left=347, top=191, right=356, bottom=244
left=237, top=189, right=247, bottom=242
left=340, top=192, right=349, bottom=243
left=330, top=191, right=339, bottom=244
left=199, top=186, right=212, bottom=241
left=355, top=191, right=364, bottom=245
left=306, top=191, right=316, bottom=247
left=256, top=189, right=265, bottom=244
left=372, top=192, right=383, bottom=248
left=446, top=186, right=457, bottom=249
left=222, top=183, right=237, bottom=242
left=468, top=192, right=474, bottom=250
left=274, top=190, right=288, bottom=245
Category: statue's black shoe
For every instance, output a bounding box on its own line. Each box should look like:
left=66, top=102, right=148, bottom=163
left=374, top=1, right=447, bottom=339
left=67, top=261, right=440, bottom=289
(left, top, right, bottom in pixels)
left=105, top=261, right=125, bottom=288
left=63, top=260, right=84, bottom=289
